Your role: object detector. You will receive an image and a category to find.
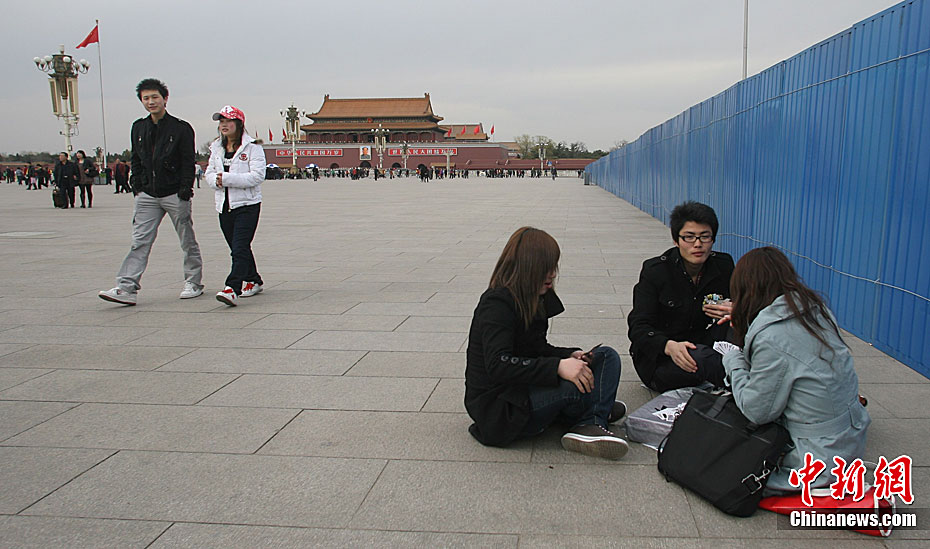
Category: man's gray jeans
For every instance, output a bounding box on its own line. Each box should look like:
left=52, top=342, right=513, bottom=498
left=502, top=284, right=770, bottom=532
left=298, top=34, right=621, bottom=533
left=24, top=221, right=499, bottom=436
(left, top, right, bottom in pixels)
left=116, top=192, right=203, bottom=293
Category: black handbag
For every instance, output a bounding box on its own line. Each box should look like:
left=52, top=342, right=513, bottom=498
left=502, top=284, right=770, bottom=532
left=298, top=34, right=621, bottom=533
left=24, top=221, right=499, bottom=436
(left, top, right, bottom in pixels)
left=657, top=390, right=790, bottom=517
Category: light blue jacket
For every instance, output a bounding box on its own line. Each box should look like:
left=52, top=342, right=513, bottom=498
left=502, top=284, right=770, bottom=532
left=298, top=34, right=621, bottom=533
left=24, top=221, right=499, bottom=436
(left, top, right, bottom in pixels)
left=722, top=295, right=870, bottom=492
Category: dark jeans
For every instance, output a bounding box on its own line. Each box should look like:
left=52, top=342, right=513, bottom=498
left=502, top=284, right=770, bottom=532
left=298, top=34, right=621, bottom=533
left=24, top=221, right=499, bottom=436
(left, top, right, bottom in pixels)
left=519, top=346, right=621, bottom=437
left=219, top=203, right=262, bottom=295
left=62, top=183, right=75, bottom=207
left=79, top=184, right=93, bottom=207
left=643, top=344, right=725, bottom=392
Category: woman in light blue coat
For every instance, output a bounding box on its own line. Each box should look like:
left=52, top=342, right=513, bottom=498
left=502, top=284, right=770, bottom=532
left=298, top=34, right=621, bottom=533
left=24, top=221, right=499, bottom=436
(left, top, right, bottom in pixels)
left=722, top=247, right=870, bottom=493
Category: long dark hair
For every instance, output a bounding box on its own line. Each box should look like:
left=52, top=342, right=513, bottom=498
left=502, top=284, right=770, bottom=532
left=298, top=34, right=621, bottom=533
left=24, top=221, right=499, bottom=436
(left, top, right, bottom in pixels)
left=489, top=227, right=560, bottom=328
left=730, top=247, right=841, bottom=348
left=221, top=119, right=244, bottom=151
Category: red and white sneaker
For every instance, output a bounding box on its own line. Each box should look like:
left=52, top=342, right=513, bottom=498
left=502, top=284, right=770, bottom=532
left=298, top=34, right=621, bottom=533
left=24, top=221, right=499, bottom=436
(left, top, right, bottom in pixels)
left=216, top=287, right=238, bottom=306
left=241, top=282, right=263, bottom=297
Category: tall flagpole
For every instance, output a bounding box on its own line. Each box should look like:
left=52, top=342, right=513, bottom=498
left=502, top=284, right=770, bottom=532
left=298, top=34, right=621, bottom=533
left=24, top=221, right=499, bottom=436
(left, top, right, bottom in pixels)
left=95, top=19, right=108, bottom=170
left=742, top=0, right=749, bottom=79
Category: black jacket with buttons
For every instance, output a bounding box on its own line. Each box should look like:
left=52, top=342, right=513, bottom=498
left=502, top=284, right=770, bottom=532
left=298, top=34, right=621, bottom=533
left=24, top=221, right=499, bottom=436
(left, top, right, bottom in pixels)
left=130, top=112, right=195, bottom=198
left=627, top=247, right=734, bottom=382
left=465, top=287, right=577, bottom=447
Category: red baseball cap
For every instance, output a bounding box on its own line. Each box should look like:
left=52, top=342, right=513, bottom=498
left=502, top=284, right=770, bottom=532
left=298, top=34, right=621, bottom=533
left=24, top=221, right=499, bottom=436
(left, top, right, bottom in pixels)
left=212, top=105, right=245, bottom=123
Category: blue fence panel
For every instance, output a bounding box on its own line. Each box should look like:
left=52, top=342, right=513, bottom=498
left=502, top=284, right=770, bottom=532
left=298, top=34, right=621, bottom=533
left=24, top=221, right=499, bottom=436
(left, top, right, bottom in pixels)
left=586, top=0, right=930, bottom=377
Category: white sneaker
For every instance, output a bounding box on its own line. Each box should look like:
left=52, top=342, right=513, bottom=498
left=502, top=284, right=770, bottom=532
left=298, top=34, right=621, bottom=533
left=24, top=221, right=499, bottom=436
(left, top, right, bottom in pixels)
left=241, top=282, right=263, bottom=297
left=216, top=287, right=238, bottom=306
left=179, top=282, right=203, bottom=299
left=98, top=287, right=137, bottom=306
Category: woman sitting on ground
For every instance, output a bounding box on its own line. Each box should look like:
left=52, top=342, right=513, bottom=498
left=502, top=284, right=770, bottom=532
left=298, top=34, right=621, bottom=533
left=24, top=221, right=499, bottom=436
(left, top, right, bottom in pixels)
left=723, top=247, right=870, bottom=492
left=465, top=226, right=628, bottom=459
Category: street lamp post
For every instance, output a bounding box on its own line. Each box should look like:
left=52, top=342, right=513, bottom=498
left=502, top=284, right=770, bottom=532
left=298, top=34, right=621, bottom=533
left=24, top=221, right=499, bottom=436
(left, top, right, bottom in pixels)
left=401, top=142, right=409, bottom=170
left=535, top=141, right=546, bottom=172
left=370, top=123, right=388, bottom=171
left=33, top=45, right=90, bottom=154
left=280, top=103, right=305, bottom=176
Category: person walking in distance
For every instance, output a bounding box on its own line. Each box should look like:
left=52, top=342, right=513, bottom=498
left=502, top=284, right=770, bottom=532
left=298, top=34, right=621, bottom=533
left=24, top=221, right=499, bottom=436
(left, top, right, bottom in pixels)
left=205, top=105, right=265, bottom=307
left=113, top=159, right=130, bottom=194
left=75, top=150, right=97, bottom=208
left=98, top=78, right=203, bottom=306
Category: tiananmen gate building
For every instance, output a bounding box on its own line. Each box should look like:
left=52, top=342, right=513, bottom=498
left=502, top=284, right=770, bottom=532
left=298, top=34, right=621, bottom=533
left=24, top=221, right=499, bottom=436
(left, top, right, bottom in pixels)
left=262, top=93, right=595, bottom=172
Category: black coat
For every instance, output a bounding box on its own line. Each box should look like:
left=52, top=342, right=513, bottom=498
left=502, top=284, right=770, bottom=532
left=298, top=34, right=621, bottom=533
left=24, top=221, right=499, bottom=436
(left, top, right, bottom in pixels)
left=53, top=160, right=80, bottom=187
left=627, top=247, right=734, bottom=382
left=130, top=112, right=195, bottom=198
left=465, top=287, right=577, bottom=447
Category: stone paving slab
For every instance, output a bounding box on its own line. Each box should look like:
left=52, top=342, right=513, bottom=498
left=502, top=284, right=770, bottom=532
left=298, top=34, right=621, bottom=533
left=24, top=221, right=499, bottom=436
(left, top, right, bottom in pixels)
left=0, top=516, right=170, bottom=549
left=1, top=179, right=927, bottom=544
left=290, top=329, right=464, bottom=352
left=150, top=524, right=517, bottom=548
left=0, top=368, right=52, bottom=391
left=0, top=401, right=76, bottom=442
left=345, top=351, right=464, bottom=378
left=0, top=344, right=193, bottom=371
left=127, top=326, right=312, bottom=349
left=0, top=370, right=237, bottom=405
left=351, top=460, right=697, bottom=536
left=246, top=313, right=407, bottom=331
left=0, top=446, right=114, bottom=514
left=23, top=451, right=386, bottom=528
left=199, top=374, right=437, bottom=411
left=157, top=348, right=364, bottom=376
left=3, top=403, right=298, bottom=453
left=260, top=410, right=530, bottom=461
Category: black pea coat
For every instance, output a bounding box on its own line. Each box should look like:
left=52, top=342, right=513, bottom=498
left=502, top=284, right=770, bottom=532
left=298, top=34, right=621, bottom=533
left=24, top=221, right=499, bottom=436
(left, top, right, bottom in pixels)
left=627, top=247, right=734, bottom=383
left=465, top=287, right=578, bottom=447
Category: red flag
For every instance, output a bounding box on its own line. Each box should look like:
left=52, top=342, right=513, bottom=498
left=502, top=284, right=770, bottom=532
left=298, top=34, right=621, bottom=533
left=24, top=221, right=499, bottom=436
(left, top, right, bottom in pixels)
left=76, top=25, right=99, bottom=49
left=282, top=128, right=287, bottom=141
left=460, top=126, right=466, bottom=135
left=445, top=127, right=452, bottom=137
left=490, top=125, right=494, bottom=135
left=269, top=129, right=273, bottom=142
left=473, top=125, right=480, bottom=135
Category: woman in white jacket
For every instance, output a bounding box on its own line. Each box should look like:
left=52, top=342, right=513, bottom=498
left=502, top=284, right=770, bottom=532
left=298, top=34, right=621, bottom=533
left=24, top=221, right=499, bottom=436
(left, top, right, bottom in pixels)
left=205, top=105, right=265, bottom=306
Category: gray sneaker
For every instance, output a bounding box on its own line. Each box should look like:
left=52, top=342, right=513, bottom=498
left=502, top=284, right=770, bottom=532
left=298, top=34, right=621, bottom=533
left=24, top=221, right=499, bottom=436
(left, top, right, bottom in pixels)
left=561, top=424, right=629, bottom=460
left=98, top=287, right=136, bottom=306
left=179, top=282, right=203, bottom=299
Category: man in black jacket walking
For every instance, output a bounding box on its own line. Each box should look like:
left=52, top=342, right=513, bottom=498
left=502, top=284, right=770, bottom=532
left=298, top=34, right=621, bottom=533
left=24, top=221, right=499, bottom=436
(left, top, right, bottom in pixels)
left=99, top=78, right=203, bottom=306
left=627, top=202, right=734, bottom=391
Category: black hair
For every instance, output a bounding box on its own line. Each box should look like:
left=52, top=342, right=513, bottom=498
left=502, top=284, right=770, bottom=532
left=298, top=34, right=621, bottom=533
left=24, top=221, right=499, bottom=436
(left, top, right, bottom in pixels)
left=59, top=151, right=69, bottom=158
left=136, top=78, right=169, bottom=100
left=670, top=201, right=719, bottom=242
left=76, top=150, right=86, bottom=159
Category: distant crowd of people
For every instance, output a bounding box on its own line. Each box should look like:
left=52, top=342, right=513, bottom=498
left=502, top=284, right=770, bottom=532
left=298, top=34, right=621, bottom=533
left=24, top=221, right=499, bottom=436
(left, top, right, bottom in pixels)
left=3, top=154, right=134, bottom=208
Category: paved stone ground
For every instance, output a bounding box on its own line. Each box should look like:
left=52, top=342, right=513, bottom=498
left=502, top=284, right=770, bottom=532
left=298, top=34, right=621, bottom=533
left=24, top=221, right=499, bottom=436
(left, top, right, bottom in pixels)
left=0, top=177, right=927, bottom=548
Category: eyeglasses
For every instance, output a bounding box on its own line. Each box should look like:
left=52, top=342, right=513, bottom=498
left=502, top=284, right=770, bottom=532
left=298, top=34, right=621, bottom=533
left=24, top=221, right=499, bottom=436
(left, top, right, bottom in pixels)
left=679, top=233, right=713, bottom=243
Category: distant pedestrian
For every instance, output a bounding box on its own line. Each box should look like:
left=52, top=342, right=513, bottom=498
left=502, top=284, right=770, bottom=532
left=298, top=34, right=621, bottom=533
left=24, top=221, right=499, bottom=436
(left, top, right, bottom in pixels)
left=205, top=105, right=265, bottom=307
left=195, top=163, right=202, bottom=188
left=53, top=152, right=79, bottom=207
left=75, top=150, right=97, bottom=208
left=98, top=78, right=203, bottom=306
left=114, top=159, right=130, bottom=193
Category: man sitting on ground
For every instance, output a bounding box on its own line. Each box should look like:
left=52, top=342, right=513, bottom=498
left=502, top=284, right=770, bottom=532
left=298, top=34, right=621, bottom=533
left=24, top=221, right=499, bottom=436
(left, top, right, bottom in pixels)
left=627, top=201, right=734, bottom=392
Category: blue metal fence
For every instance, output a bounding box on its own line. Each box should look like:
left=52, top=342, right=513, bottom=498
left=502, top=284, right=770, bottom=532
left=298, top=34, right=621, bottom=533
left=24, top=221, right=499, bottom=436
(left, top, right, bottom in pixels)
left=587, top=0, right=930, bottom=377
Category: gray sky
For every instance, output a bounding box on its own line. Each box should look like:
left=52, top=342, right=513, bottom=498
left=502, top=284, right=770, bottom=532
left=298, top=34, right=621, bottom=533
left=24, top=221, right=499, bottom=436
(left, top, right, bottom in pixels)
left=2, top=0, right=897, bottom=156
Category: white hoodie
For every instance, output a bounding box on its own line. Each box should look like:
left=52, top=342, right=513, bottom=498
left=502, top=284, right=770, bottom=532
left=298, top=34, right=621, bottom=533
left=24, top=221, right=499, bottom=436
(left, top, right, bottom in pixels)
left=204, top=133, right=265, bottom=213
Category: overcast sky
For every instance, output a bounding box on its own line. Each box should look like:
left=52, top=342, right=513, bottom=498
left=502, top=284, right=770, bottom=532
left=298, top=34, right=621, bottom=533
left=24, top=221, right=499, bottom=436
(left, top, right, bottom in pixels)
left=2, top=0, right=898, bottom=156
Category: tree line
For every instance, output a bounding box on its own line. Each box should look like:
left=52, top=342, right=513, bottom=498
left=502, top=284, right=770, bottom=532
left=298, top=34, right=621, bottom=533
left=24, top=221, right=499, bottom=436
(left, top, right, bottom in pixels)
left=511, top=135, right=619, bottom=160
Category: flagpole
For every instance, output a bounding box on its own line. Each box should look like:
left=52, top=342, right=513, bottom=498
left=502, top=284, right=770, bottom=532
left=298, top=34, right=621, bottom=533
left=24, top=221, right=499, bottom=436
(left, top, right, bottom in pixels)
left=95, top=19, right=108, bottom=171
